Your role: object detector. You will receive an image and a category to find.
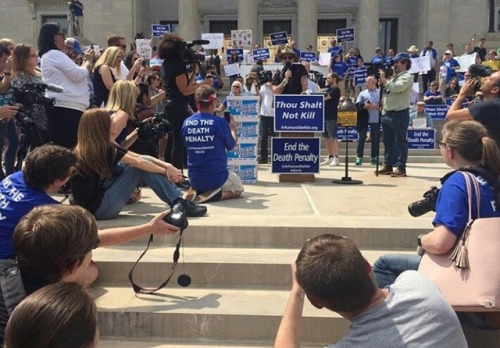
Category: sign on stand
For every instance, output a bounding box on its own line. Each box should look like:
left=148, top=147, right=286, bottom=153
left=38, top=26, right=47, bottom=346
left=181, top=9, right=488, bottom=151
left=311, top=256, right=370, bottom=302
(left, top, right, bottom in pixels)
left=274, top=95, right=324, bottom=132
left=407, top=129, right=436, bottom=149
left=271, top=138, right=320, bottom=174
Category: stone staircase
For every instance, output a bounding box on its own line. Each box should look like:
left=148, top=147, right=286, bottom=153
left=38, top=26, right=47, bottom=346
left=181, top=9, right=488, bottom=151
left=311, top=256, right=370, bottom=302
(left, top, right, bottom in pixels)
left=90, top=163, right=443, bottom=347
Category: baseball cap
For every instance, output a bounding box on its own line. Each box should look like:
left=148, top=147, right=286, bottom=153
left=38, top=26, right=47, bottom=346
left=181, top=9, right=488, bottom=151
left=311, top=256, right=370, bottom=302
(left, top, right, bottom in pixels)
left=65, top=38, right=83, bottom=55
left=375, top=47, right=382, bottom=52
left=392, top=52, right=410, bottom=62
left=444, top=50, right=453, bottom=55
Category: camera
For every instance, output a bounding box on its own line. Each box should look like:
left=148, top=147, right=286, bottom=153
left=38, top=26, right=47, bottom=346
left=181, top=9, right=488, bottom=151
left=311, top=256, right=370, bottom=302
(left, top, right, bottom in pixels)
left=309, top=70, right=326, bottom=89
left=256, top=70, right=273, bottom=85
left=408, top=186, right=440, bottom=217
left=134, top=112, right=172, bottom=143
left=179, top=40, right=208, bottom=65
left=163, top=202, right=189, bottom=229
left=11, top=83, right=55, bottom=129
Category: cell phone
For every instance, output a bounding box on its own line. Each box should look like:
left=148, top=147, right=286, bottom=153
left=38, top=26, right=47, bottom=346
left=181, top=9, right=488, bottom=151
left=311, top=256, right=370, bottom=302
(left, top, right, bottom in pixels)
left=223, top=111, right=231, bottom=124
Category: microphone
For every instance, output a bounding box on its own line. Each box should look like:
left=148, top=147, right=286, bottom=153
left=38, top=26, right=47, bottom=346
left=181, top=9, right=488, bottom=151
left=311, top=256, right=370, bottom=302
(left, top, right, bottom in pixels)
left=186, top=39, right=210, bottom=47
left=468, top=64, right=492, bottom=78
left=45, top=83, right=64, bottom=93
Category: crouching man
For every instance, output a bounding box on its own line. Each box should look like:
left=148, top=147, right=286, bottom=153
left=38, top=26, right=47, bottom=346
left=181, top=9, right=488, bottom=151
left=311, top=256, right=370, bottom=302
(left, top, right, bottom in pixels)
left=182, top=85, right=244, bottom=203
left=274, top=234, right=467, bottom=348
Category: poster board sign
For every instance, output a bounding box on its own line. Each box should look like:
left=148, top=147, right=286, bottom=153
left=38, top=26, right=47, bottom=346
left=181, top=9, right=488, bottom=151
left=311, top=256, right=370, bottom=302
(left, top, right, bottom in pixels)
left=318, top=52, right=331, bottom=66
left=201, top=33, right=224, bottom=49
left=136, top=39, right=152, bottom=59
left=223, top=63, right=241, bottom=77
left=425, top=105, right=448, bottom=120
left=274, top=95, right=324, bottom=132
left=409, top=56, right=431, bottom=74
left=336, top=27, right=355, bottom=43
left=271, top=138, right=320, bottom=174
left=151, top=24, right=170, bottom=37
left=454, top=54, right=477, bottom=73
left=407, top=129, right=436, bottom=149
left=226, top=48, right=244, bottom=61
left=270, top=31, right=288, bottom=46
left=231, top=30, right=252, bottom=48
left=252, top=48, right=270, bottom=61
left=300, top=51, right=317, bottom=62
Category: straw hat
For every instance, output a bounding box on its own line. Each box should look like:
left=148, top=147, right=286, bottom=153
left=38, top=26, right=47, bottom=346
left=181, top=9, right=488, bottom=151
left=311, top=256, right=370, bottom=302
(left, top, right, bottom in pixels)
left=407, top=45, right=418, bottom=53
left=276, top=46, right=299, bottom=62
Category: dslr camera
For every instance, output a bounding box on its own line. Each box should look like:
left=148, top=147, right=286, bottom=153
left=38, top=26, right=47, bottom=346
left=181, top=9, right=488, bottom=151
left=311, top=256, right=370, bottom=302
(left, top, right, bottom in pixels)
left=309, top=70, right=326, bottom=89
left=408, top=186, right=440, bottom=217
left=256, top=70, right=273, bottom=85
left=134, top=112, right=172, bottom=143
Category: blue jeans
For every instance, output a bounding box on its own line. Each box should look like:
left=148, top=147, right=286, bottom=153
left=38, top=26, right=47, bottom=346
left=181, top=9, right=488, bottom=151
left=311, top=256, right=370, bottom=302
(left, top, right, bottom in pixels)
left=372, top=254, right=421, bottom=288
left=381, top=109, right=409, bottom=170
left=260, top=115, right=274, bottom=160
left=0, top=119, right=19, bottom=179
left=94, top=162, right=182, bottom=220
left=357, top=122, right=380, bottom=159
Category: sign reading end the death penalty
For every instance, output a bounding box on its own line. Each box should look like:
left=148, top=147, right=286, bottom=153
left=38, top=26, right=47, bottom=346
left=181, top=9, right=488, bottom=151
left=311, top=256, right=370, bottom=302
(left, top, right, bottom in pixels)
left=271, top=138, right=320, bottom=174
left=274, top=95, right=324, bottom=132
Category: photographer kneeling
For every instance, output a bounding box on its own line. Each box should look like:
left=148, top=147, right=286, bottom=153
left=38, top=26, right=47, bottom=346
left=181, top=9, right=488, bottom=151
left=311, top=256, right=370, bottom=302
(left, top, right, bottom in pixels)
left=373, top=121, right=500, bottom=288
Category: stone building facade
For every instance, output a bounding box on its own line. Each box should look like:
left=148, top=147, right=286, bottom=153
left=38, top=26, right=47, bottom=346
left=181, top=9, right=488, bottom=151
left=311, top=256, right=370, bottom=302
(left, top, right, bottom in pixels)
left=0, top=0, right=498, bottom=56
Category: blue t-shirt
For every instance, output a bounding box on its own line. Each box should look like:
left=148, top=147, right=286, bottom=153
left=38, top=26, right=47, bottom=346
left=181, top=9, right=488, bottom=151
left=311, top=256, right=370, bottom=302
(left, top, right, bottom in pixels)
left=182, top=113, right=235, bottom=192
left=0, top=172, right=58, bottom=258
left=433, top=172, right=500, bottom=237
left=331, top=61, right=348, bottom=77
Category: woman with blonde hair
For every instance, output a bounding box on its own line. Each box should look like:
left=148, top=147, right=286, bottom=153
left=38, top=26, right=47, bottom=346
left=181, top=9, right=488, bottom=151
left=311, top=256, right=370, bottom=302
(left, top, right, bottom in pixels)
left=11, top=44, right=49, bottom=147
left=92, top=46, right=122, bottom=106
left=106, top=79, right=139, bottom=148
left=71, top=108, right=207, bottom=219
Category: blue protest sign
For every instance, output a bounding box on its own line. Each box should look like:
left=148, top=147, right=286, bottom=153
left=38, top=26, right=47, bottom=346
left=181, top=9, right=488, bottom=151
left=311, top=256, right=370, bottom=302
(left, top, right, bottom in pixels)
left=227, top=48, right=244, bottom=61
left=300, top=51, right=317, bottom=62
left=151, top=24, right=170, bottom=37
left=271, top=138, right=320, bottom=174
left=407, top=129, right=436, bottom=149
left=336, top=27, right=355, bottom=43
left=425, top=105, right=448, bottom=120
left=274, top=95, right=324, bottom=132
left=337, top=127, right=359, bottom=141
left=270, top=31, right=288, bottom=46
left=252, top=48, right=270, bottom=61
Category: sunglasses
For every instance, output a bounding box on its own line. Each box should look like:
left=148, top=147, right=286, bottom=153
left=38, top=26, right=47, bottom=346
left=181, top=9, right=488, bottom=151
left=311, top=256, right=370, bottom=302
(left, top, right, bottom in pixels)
left=281, top=55, right=294, bottom=61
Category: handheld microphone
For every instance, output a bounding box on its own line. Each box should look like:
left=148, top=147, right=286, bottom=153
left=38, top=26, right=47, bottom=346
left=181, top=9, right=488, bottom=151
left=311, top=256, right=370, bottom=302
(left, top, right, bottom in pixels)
left=186, top=39, right=210, bottom=46
left=468, top=64, right=492, bottom=78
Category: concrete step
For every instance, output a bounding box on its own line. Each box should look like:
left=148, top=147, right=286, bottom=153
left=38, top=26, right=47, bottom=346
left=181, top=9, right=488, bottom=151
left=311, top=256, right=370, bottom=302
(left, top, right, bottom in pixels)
left=93, top=246, right=414, bottom=288
left=94, top=287, right=348, bottom=346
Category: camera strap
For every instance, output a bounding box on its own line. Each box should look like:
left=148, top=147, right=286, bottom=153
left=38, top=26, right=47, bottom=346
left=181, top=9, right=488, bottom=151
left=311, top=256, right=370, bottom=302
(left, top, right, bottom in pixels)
left=128, top=226, right=185, bottom=294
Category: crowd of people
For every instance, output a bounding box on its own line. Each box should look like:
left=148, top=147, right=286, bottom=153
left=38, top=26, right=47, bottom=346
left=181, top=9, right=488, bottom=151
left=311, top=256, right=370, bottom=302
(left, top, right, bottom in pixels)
left=0, top=23, right=499, bottom=346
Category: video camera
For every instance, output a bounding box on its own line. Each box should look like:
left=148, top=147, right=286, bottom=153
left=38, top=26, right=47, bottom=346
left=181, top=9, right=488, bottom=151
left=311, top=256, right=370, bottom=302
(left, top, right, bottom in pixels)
left=365, top=61, right=393, bottom=79
left=256, top=70, right=273, bottom=85
left=178, top=39, right=209, bottom=65
left=133, top=112, right=172, bottom=143
left=309, top=70, right=326, bottom=89
left=10, top=83, right=56, bottom=129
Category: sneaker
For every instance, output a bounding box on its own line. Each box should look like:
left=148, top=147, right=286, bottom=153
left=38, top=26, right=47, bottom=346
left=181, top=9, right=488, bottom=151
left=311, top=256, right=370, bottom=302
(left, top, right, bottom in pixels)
left=258, top=159, right=268, bottom=164
left=375, top=165, right=393, bottom=175
left=370, top=157, right=378, bottom=165
left=182, top=200, right=208, bottom=217
left=176, top=178, right=190, bottom=190
left=355, top=157, right=362, bottom=166
left=329, top=156, right=340, bottom=166
left=321, top=156, right=334, bottom=165
left=391, top=168, right=407, bottom=177
left=193, top=187, right=222, bottom=204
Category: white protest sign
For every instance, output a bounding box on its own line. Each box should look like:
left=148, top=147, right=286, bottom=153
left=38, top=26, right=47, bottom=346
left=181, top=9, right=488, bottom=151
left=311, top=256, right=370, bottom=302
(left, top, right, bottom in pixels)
left=454, top=54, right=476, bottom=73
left=231, top=30, right=252, bottom=48
left=318, top=52, right=331, bottom=66
left=411, top=117, right=427, bottom=129
left=409, top=56, right=431, bottom=74
left=136, top=39, right=152, bottom=59
left=224, top=63, right=241, bottom=77
left=201, top=33, right=224, bottom=49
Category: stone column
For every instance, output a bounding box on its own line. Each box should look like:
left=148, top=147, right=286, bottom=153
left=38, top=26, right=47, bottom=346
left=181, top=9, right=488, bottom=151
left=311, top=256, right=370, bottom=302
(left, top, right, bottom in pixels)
left=297, top=0, right=317, bottom=50
left=179, top=0, right=200, bottom=40
left=358, top=0, right=379, bottom=59
left=238, top=0, right=258, bottom=45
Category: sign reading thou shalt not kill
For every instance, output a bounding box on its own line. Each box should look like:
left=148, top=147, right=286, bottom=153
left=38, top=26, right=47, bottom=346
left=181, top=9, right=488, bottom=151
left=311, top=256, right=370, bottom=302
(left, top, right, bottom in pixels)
left=274, top=95, right=324, bottom=132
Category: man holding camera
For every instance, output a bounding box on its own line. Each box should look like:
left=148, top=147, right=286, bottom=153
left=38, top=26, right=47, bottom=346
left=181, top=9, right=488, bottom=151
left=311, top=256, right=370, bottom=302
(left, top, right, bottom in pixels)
left=446, top=70, right=500, bottom=147
left=376, top=52, right=413, bottom=177
left=275, top=234, right=467, bottom=348
left=182, top=85, right=243, bottom=203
